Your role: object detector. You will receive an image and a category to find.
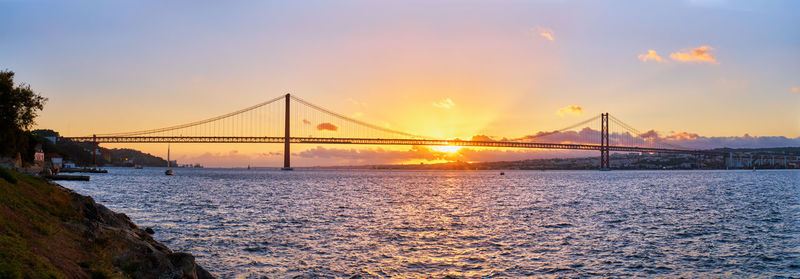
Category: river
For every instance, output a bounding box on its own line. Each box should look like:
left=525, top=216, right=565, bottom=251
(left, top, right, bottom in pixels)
left=60, top=168, right=799, bottom=278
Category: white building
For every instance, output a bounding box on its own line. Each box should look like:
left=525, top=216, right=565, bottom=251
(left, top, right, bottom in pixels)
left=51, top=157, right=63, bottom=168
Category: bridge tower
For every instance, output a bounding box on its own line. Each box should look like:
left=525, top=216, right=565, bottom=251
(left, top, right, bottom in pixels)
left=92, top=134, right=97, bottom=168
left=281, top=93, right=293, bottom=171
left=600, top=113, right=610, bottom=170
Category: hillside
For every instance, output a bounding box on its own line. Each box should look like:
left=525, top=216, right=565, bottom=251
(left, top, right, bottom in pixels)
left=31, top=130, right=168, bottom=167
left=0, top=167, right=212, bottom=278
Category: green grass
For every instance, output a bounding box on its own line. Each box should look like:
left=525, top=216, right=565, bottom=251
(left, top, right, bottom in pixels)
left=0, top=169, right=70, bottom=278
left=0, top=234, right=64, bottom=279
left=0, top=168, right=124, bottom=278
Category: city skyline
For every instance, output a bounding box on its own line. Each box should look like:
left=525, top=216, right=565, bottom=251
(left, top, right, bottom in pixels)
left=2, top=0, right=798, bottom=166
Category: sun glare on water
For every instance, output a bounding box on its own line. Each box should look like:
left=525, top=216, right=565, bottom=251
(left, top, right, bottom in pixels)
left=432, top=145, right=463, bottom=153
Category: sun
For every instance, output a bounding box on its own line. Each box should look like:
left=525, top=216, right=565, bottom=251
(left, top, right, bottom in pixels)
left=431, top=145, right=463, bottom=153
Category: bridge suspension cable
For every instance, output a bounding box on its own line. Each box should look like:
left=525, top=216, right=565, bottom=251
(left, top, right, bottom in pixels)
left=516, top=114, right=601, bottom=144
left=507, top=113, right=696, bottom=152
left=65, top=94, right=722, bottom=170
left=91, top=93, right=424, bottom=140
left=95, top=95, right=286, bottom=137
left=289, top=95, right=424, bottom=140
left=608, top=115, right=692, bottom=150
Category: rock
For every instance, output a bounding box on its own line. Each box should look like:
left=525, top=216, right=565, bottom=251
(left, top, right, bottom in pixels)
left=63, top=185, right=216, bottom=278
left=169, top=253, right=215, bottom=279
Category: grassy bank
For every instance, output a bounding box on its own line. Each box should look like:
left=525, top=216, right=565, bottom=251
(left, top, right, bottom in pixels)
left=0, top=167, right=116, bottom=277
left=0, top=167, right=212, bottom=278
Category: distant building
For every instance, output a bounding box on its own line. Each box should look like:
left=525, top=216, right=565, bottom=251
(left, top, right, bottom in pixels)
left=101, top=148, right=111, bottom=162
left=45, top=153, right=63, bottom=169
left=34, top=145, right=45, bottom=166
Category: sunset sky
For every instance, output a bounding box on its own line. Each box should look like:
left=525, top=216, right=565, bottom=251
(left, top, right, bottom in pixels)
left=2, top=0, right=798, bottom=167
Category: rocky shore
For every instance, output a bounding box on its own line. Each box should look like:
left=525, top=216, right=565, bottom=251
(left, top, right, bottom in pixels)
left=0, top=167, right=214, bottom=278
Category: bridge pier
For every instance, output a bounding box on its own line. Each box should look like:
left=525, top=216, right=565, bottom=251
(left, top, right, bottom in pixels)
left=281, top=93, right=293, bottom=170
left=599, top=113, right=610, bottom=170
left=92, top=134, right=97, bottom=168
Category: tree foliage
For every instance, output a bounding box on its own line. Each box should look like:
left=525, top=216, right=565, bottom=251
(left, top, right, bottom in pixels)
left=0, top=70, right=47, bottom=157
left=1, top=70, right=47, bottom=130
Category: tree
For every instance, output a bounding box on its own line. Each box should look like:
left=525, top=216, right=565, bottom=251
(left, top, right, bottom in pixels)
left=0, top=70, right=47, bottom=157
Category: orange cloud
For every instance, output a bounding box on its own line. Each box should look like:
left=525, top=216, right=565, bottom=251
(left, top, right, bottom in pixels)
left=297, top=145, right=456, bottom=163
left=792, top=87, right=799, bottom=93
left=557, top=105, right=583, bottom=116
left=515, top=127, right=800, bottom=150
left=638, top=50, right=664, bottom=62
left=470, top=135, right=496, bottom=142
left=534, top=26, right=555, bottom=41
left=316, top=122, right=338, bottom=131
left=669, top=46, right=718, bottom=64
left=639, top=130, right=660, bottom=141
left=665, top=131, right=700, bottom=141
left=296, top=145, right=590, bottom=165
left=432, top=98, right=456, bottom=109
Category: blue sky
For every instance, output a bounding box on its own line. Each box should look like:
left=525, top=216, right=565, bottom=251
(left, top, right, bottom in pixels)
left=1, top=0, right=798, bottom=166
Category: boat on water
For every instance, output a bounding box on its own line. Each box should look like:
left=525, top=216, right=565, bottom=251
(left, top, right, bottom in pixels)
left=165, top=145, right=174, bottom=176
left=134, top=164, right=143, bottom=169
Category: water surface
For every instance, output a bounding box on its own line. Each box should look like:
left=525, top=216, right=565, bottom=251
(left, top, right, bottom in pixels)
left=60, top=169, right=800, bottom=278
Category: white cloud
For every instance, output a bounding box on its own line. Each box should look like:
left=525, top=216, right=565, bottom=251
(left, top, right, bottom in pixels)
left=433, top=98, right=456, bottom=109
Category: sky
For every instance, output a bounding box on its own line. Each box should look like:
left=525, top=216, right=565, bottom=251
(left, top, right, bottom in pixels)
left=1, top=0, right=798, bottom=167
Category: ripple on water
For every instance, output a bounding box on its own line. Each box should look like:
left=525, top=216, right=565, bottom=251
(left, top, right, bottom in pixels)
left=58, top=169, right=800, bottom=278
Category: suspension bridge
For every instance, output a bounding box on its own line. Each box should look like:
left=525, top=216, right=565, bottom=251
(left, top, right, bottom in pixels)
left=63, top=94, right=772, bottom=170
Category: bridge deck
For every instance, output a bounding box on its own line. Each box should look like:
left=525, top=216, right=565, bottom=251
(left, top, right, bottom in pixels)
left=63, top=136, right=719, bottom=155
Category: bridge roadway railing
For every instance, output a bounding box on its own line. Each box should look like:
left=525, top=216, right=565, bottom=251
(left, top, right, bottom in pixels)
left=63, top=136, right=721, bottom=156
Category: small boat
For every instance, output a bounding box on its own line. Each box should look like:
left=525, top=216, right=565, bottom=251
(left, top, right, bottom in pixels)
left=134, top=164, right=143, bottom=169
left=165, top=144, right=173, bottom=176
left=500, top=172, right=505, bottom=175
